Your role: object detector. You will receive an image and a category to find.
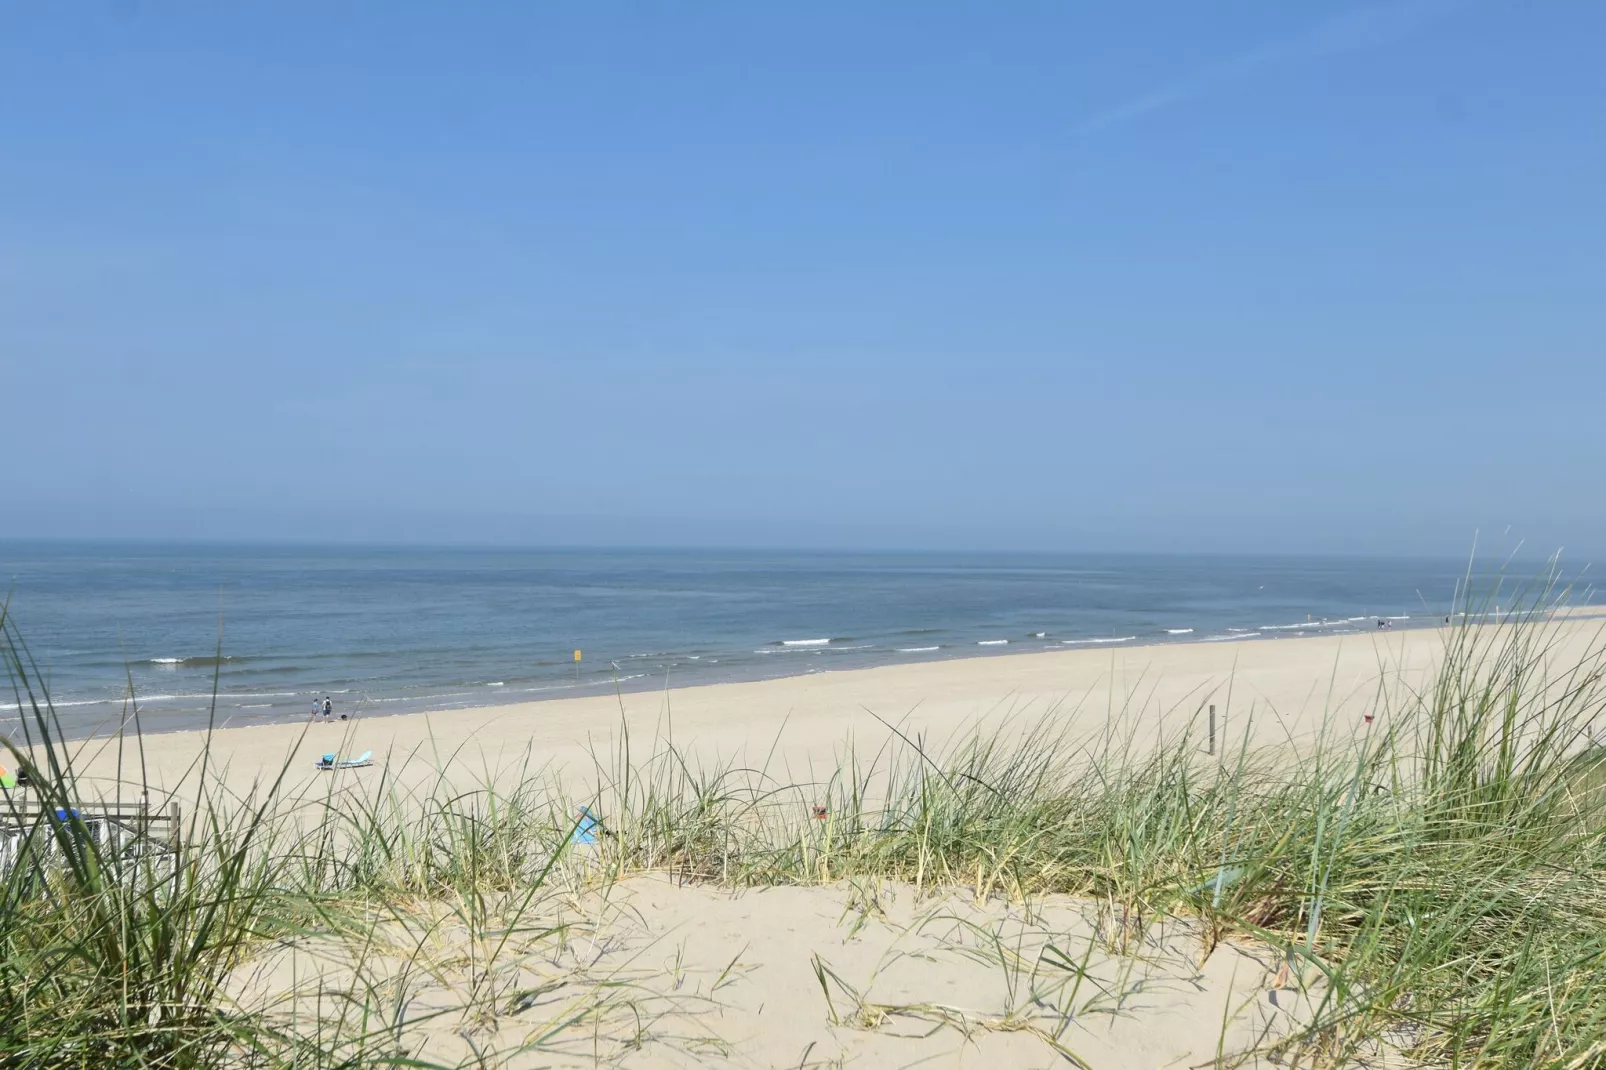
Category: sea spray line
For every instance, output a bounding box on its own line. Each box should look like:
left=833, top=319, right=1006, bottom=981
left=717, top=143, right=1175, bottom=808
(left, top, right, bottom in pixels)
left=5, top=546, right=1479, bottom=738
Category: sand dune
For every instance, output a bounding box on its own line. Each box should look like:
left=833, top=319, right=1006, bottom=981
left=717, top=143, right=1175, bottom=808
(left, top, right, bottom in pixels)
left=233, top=874, right=1314, bottom=1069
left=25, top=616, right=1606, bottom=1067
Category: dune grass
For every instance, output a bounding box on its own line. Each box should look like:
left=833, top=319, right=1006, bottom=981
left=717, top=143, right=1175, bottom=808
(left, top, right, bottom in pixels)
left=2, top=578, right=1605, bottom=1067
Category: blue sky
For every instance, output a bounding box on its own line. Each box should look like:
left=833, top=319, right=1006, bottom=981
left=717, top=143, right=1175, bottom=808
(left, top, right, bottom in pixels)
left=2, top=2, right=1602, bottom=556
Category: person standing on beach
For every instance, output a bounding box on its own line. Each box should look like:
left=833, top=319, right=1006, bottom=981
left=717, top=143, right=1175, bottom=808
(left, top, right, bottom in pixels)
left=311, top=698, right=321, bottom=722
left=322, top=696, right=333, bottom=720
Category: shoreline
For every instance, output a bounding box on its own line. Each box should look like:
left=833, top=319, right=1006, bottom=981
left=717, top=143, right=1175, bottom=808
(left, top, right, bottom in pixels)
left=55, top=611, right=1606, bottom=795
left=12, top=615, right=1418, bottom=742
left=17, top=604, right=1606, bottom=1069
left=33, top=604, right=1605, bottom=745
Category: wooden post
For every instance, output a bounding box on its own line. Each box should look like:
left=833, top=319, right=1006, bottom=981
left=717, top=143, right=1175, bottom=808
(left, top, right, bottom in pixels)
left=169, top=802, right=182, bottom=854
left=1208, top=705, right=1217, bottom=756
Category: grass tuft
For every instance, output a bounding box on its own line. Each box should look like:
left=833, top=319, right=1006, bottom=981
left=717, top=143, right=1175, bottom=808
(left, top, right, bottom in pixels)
left=1, top=568, right=1604, bottom=1065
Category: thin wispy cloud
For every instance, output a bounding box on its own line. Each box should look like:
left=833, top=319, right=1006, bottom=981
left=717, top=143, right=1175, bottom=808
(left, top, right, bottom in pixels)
left=1075, top=0, right=1469, bottom=133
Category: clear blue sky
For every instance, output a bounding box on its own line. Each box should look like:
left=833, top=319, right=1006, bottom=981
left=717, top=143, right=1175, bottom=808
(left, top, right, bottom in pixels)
left=3, top=2, right=1602, bottom=556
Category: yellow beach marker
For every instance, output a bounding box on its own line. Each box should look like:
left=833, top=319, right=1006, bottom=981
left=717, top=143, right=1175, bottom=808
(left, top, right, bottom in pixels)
left=574, top=649, right=582, bottom=682
left=574, top=650, right=582, bottom=662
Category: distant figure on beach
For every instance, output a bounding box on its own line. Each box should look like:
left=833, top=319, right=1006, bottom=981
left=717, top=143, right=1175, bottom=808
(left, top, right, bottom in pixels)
left=310, top=699, right=321, bottom=721
left=322, top=696, right=333, bottom=720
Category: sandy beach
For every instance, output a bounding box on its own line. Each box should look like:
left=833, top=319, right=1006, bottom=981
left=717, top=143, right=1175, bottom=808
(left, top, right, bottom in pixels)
left=62, top=613, right=1605, bottom=796
left=22, top=616, right=1598, bottom=1068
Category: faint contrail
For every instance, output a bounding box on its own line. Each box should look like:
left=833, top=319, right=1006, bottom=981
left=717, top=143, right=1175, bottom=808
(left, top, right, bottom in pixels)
left=1074, top=0, right=1470, bottom=133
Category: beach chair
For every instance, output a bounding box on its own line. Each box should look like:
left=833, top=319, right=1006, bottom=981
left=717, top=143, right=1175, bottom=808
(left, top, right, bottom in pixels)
left=314, top=750, right=373, bottom=770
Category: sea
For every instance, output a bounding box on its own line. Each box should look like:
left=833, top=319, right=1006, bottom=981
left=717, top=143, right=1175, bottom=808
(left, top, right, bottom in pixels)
left=0, top=543, right=1553, bottom=738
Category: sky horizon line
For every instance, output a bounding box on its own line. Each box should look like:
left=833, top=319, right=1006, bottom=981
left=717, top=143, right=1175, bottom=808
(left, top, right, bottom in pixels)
left=0, top=532, right=1581, bottom=568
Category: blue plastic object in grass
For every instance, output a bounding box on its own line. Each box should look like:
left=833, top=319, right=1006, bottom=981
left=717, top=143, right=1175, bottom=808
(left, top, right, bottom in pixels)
left=571, top=808, right=599, bottom=846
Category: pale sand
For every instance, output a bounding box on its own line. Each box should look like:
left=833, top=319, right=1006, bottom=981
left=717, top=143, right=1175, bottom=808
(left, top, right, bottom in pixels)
left=61, top=615, right=1606, bottom=797
left=236, top=874, right=1313, bottom=1069
left=55, top=618, right=1606, bottom=1067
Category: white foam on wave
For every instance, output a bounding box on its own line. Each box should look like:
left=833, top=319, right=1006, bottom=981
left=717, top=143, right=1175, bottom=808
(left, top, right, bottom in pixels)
left=977, top=639, right=1009, bottom=646
left=1259, top=615, right=1410, bottom=633
left=6, top=694, right=184, bottom=710
left=1166, top=628, right=1194, bottom=635
left=898, top=646, right=940, bottom=653
left=487, top=682, right=505, bottom=687
left=761, top=642, right=869, bottom=654
left=149, top=658, right=183, bottom=665
left=2, top=698, right=110, bottom=711
left=1202, top=632, right=1259, bottom=642
left=1062, top=636, right=1135, bottom=645
left=4, top=689, right=306, bottom=712
left=1030, top=632, right=1046, bottom=638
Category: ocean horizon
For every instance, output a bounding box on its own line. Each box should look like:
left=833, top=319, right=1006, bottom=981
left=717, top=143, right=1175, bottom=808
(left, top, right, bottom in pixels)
left=0, top=541, right=1578, bottom=739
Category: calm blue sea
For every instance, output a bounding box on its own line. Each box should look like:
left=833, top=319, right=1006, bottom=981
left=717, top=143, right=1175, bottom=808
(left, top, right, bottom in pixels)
left=0, top=543, right=1494, bottom=738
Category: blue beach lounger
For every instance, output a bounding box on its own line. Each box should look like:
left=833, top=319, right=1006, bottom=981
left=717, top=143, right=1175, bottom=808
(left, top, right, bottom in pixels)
left=315, top=750, right=373, bottom=770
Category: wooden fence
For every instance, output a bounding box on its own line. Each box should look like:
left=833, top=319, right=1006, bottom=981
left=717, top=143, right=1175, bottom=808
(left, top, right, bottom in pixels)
left=0, top=797, right=182, bottom=875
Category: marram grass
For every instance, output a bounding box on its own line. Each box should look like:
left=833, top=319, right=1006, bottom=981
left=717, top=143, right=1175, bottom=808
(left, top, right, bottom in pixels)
left=1, top=576, right=1604, bottom=1068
